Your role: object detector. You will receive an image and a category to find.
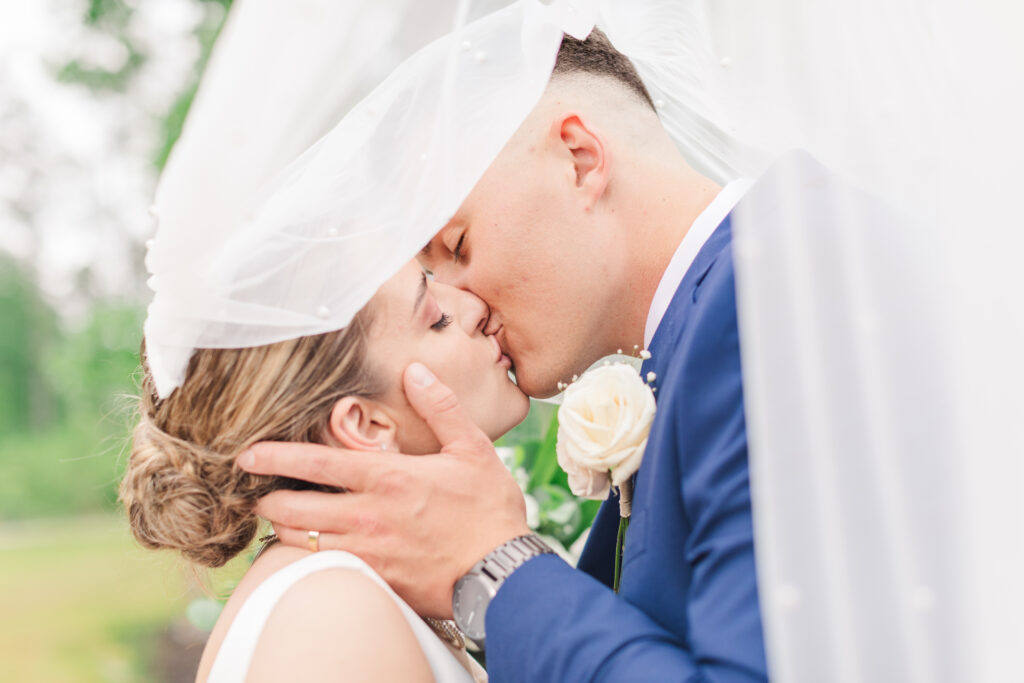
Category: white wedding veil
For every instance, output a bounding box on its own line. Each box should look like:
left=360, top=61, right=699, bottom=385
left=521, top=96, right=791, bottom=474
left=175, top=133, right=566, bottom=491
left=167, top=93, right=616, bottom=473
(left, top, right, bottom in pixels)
left=714, top=2, right=1024, bottom=681
left=144, top=0, right=1024, bottom=679
left=145, top=0, right=752, bottom=398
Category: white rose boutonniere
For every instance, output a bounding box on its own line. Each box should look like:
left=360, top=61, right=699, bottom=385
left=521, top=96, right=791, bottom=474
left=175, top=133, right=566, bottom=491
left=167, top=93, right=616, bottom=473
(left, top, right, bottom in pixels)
left=555, top=359, right=656, bottom=591
left=556, top=363, right=655, bottom=499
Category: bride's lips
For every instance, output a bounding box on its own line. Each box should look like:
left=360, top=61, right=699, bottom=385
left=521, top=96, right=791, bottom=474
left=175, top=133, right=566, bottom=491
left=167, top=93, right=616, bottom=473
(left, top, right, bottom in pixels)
left=490, top=330, right=512, bottom=369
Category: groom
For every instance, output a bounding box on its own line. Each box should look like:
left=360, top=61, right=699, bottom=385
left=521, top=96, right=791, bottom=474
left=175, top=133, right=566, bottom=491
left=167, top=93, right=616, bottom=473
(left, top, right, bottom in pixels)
left=241, top=31, right=769, bottom=681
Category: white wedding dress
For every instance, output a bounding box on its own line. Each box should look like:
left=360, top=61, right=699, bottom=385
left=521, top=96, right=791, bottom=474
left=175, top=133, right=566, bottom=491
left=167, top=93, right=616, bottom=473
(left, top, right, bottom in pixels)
left=206, top=550, right=484, bottom=683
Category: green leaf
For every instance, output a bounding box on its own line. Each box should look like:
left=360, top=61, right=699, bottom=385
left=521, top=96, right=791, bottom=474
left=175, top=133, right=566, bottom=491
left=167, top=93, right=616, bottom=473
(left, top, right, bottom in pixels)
left=534, top=484, right=585, bottom=544
left=516, top=439, right=541, bottom=474
left=527, top=411, right=560, bottom=491
left=578, top=499, right=603, bottom=530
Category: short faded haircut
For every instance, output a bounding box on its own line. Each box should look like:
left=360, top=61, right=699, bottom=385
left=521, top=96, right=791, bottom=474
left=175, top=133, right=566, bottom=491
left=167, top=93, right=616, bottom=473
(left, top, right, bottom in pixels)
left=552, top=28, right=656, bottom=111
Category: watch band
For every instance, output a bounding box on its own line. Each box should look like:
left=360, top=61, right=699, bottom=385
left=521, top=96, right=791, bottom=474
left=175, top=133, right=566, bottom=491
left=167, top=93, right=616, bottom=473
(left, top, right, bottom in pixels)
left=452, top=533, right=556, bottom=646
left=475, top=533, right=555, bottom=585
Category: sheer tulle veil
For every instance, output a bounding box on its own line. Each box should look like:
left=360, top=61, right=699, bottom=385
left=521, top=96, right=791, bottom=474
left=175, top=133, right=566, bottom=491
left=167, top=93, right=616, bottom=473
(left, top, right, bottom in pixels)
left=716, top=3, right=1024, bottom=680
left=144, top=0, right=1024, bottom=679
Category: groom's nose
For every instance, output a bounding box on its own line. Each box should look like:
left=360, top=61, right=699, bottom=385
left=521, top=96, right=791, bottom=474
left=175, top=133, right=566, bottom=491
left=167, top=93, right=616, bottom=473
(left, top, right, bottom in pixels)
left=429, top=260, right=467, bottom=290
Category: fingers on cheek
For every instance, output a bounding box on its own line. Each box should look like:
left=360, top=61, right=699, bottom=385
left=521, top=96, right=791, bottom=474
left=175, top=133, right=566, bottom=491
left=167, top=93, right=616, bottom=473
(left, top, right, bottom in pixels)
left=308, top=451, right=336, bottom=484
left=430, top=385, right=462, bottom=416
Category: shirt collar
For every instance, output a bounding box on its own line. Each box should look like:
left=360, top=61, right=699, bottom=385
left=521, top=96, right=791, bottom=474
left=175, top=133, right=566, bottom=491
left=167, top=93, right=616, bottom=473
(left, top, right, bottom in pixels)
left=643, top=179, right=754, bottom=348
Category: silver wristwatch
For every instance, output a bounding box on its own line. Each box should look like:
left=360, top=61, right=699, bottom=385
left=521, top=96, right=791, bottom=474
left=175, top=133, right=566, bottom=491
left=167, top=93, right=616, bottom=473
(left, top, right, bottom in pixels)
left=452, top=533, right=555, bottom=648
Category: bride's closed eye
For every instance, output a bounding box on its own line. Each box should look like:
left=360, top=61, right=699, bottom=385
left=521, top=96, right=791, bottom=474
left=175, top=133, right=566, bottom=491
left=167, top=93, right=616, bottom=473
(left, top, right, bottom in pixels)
left=431, top=313, right=453, bottom=331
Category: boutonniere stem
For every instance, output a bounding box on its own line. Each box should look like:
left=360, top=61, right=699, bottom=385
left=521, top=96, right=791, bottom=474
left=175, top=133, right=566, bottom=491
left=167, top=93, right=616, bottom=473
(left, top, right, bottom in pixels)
left=613, top=478, right=634, bottom=593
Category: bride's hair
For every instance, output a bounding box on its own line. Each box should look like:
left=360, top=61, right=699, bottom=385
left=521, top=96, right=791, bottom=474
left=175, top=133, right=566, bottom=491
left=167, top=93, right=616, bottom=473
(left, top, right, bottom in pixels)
left=119, top=308, right=380, bottom=568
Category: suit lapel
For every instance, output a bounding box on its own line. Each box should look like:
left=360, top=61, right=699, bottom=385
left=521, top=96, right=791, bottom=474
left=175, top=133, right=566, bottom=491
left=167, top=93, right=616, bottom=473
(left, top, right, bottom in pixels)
left=575, top=215, right=734, bottom=586
left=645, top=215, right=733, bottom=370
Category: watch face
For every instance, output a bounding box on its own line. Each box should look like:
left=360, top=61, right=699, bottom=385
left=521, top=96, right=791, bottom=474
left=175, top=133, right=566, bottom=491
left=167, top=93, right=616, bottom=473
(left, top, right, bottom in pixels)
left=453, top=574, right=493, bottom=641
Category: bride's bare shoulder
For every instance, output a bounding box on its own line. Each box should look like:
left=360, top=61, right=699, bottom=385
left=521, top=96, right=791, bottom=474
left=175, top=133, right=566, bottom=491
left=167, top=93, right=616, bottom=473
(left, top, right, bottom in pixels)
left=194, top=543, right=307, bottom=681
left=195, top=545, right=433, bottom=683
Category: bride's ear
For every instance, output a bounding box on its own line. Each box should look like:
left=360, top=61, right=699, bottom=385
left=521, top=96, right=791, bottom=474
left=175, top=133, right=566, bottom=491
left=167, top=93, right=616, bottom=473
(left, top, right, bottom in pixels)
left=327, top=397, right=398, bottom=452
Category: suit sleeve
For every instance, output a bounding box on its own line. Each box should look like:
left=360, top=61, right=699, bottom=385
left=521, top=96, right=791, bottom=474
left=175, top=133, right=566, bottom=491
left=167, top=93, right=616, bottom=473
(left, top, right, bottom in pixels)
left=485, top=253, right=767, bottom=683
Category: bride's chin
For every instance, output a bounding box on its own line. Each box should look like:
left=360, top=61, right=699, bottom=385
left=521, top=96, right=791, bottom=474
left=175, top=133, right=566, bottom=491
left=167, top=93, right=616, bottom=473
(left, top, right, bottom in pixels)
left=487, top=395, right=530, bottom=439
left=510, top=389, right=531, bottom=423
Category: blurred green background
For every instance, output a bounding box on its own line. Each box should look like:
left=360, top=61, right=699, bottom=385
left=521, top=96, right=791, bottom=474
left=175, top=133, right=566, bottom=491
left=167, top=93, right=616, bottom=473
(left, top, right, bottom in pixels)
left=1, top=2, right=237, bottom=680
left=0, top=2, right=596, bottom=680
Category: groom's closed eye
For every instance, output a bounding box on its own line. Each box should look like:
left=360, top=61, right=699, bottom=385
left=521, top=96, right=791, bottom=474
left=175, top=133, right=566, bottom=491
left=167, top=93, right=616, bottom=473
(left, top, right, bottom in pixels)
left=419, top=231, right=448, bottom=262
left=452, top=234, right=465, bottom=264
left=419, top=224, right=465, bottom=268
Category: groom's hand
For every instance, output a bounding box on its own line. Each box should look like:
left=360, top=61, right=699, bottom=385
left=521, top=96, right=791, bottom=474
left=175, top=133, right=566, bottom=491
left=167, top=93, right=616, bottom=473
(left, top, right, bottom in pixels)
left=237, top=362, right=531, bottom=618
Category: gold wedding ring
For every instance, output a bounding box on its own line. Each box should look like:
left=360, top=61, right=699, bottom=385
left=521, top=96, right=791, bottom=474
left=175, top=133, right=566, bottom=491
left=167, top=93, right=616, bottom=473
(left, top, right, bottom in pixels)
left=307, top=529, right=321, bottom=552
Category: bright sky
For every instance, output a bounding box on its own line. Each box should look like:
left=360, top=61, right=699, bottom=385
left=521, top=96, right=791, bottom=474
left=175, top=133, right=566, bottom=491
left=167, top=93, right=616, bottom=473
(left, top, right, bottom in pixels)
left=0, top=0, right=209, bottom=316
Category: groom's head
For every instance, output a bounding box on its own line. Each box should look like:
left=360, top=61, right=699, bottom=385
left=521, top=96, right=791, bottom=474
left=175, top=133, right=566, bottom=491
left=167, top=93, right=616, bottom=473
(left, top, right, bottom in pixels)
left=421, top=30, right=707, bottom=397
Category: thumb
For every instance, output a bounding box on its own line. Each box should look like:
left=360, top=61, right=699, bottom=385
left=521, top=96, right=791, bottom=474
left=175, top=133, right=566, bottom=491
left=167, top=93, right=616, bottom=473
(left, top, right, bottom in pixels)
left=404, top=362, right=488, bottom=450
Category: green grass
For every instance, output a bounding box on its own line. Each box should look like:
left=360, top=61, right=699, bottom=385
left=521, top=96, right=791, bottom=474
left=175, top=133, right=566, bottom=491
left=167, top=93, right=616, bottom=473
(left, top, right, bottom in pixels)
left=0, top=514, right=194, bottom=682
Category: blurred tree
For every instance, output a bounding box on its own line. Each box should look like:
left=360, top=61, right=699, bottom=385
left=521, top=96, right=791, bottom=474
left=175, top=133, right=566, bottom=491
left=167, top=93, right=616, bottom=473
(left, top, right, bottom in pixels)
left=154, top=0, right=234, bottom=170
left=0, top=0, right=236, bottom=520
left=44, top=302, right=144, bottom=422
left=0, top=255, right=60, bottom=433
left=56, top=0, right=147, bottom=92
left=0, top=271, right=144, bottom=518
left=0, top=248, right=145, bottom=438
left=53, top=0, right=236, bottom=171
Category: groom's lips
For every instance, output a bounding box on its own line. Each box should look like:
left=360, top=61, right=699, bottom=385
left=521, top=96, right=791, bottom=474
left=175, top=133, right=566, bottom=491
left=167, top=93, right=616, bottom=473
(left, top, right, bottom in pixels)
left=491, top=328, right=513, bottom=369
left=492, top=325, right=514, bottom=370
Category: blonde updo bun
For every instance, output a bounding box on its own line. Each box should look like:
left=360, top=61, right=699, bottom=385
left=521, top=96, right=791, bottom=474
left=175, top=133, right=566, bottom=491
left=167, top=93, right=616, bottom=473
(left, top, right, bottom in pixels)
left=122, top=417, right=274, bottom=567
left=120, top=309, right=378, bottom=568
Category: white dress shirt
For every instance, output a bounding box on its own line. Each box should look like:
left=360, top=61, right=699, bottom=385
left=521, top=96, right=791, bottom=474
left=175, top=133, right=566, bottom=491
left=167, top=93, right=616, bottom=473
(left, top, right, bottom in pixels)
left=643, top=179, right=754, bottom=348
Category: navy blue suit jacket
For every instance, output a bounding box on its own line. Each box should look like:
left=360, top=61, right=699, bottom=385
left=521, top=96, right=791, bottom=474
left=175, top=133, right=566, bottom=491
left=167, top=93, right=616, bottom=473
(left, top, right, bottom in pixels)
left=486, top=212, right=768, bottom=682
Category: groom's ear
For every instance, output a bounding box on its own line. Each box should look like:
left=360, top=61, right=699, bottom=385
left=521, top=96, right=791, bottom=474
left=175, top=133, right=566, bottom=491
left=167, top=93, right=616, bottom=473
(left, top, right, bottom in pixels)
left=556, top=113, right=610, bottom=205
left=327, top=397, right=398, bottom=452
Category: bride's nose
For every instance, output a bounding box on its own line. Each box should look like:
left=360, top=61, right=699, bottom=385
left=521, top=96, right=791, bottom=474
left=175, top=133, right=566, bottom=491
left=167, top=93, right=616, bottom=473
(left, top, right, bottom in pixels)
left=454, top=288, right=489, bottom=335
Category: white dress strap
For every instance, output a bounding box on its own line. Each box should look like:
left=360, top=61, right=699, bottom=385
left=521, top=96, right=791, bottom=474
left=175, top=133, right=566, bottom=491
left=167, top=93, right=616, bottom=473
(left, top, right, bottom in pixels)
left=207, top=550, right=476, bottom=683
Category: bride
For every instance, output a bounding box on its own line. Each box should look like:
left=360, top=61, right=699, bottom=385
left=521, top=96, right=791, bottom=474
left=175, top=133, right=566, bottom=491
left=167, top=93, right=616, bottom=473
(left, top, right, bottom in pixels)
left=121, top=260, right=516, bottom=682
left=119, top=2, right=584, bottom=680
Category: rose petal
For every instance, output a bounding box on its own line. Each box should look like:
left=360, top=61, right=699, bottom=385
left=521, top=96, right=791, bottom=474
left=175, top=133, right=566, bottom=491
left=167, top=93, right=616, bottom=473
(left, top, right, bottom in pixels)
left=556, top=364, right=656, bottom=497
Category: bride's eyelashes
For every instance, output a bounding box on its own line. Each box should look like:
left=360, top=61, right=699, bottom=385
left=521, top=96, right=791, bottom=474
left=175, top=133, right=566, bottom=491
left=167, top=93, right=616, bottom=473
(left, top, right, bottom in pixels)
left=431, top=312, right=453, bottom=331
